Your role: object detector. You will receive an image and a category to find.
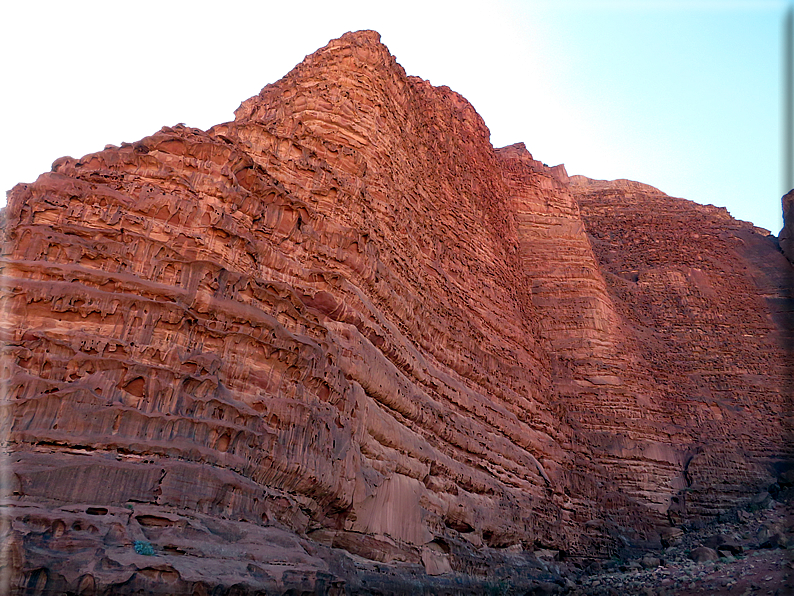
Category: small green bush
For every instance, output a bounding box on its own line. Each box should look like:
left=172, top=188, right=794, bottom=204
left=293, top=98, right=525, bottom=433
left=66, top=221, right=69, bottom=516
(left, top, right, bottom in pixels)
left=134, top=540, right=155, bottom=556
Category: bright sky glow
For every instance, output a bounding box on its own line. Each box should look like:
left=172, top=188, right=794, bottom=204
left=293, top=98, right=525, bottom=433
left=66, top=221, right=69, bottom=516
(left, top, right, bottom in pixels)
left=2, top=0, right=790, bottom=232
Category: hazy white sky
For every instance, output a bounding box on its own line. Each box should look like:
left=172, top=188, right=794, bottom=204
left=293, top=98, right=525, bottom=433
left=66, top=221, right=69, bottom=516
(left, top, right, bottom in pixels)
left=2, top=0, right=790, bottom=232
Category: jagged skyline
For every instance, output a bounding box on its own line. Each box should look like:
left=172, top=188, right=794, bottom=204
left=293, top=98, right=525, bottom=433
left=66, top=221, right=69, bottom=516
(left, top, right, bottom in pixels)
left=1, top=0, right=787, bottom=232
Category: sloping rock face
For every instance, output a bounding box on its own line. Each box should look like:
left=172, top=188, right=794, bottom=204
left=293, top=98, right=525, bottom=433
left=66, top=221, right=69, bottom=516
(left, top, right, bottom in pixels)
left=1, top=31, right=791, bottom=594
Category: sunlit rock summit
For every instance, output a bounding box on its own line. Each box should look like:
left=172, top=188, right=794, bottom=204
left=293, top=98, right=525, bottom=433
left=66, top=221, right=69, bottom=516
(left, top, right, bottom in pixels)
left=1, top=30, right=791, bottom=595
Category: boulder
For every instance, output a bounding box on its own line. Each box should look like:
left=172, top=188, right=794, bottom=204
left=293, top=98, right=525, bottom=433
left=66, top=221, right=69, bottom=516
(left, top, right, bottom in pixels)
left=640, top=555, right=662, bottom=569
left=689, top=546, right=719, bottom=562
left=703, top=534, right=743, bottom=555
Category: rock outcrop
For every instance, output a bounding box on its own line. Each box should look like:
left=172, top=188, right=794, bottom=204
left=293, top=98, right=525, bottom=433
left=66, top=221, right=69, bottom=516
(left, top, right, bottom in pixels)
left=780, top=188, right=794, bottom=262
left=1, top=30, right=791, bottom=594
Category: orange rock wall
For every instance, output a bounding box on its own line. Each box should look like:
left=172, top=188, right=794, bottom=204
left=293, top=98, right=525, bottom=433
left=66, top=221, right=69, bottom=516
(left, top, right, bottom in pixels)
left=1, top=30, right=791, bottom=594
left=571, top=178, right=792, bottom=518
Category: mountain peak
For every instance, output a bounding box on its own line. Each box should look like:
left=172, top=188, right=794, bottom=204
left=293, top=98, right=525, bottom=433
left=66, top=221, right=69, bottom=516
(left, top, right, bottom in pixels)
left=233, top=29, right=406, bottom=127
left=334, top=29, right=382, bottom=45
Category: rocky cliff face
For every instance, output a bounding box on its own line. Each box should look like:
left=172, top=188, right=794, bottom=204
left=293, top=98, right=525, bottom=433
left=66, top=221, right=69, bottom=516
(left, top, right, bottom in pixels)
left=1, top=30, right=791, bottom=595
left=780, top=188, right=794, bottom=263
left=570, top=177, right=793, bottom=518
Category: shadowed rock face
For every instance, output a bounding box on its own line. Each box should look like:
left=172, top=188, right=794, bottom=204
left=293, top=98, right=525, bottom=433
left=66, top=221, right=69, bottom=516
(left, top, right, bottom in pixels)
left=569, top=177, right=793, bottom=517
left=781, top=188, right=794, bottom=263
left=1, top=30, right=791, bottom=594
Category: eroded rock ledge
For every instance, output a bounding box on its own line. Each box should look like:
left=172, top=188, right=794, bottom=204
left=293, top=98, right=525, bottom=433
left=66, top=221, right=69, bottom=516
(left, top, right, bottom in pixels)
left=1, top=30, right=791, bottom=595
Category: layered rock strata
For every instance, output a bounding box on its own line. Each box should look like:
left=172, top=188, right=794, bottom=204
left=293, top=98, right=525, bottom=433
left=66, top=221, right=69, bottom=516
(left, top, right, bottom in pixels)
left=570, top=176, right=793, bottom=518
left=1, top=30, right=791, bottom=594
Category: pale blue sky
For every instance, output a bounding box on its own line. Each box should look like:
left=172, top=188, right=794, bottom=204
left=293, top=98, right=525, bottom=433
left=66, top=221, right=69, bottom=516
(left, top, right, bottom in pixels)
left=2, top=0, right=790, bottom=232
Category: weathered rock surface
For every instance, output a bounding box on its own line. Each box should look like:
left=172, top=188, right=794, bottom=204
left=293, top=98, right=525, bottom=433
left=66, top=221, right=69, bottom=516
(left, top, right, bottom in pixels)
left=1, top=30, right=791, bottom=594
left=570, top=177, right=793, bottom=519
left=780, top=188, right=794, bottom=262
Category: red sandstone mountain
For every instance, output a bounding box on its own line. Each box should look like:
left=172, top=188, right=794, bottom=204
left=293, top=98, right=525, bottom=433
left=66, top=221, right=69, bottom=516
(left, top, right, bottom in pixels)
left=1, top=30, right=791, bottom=595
